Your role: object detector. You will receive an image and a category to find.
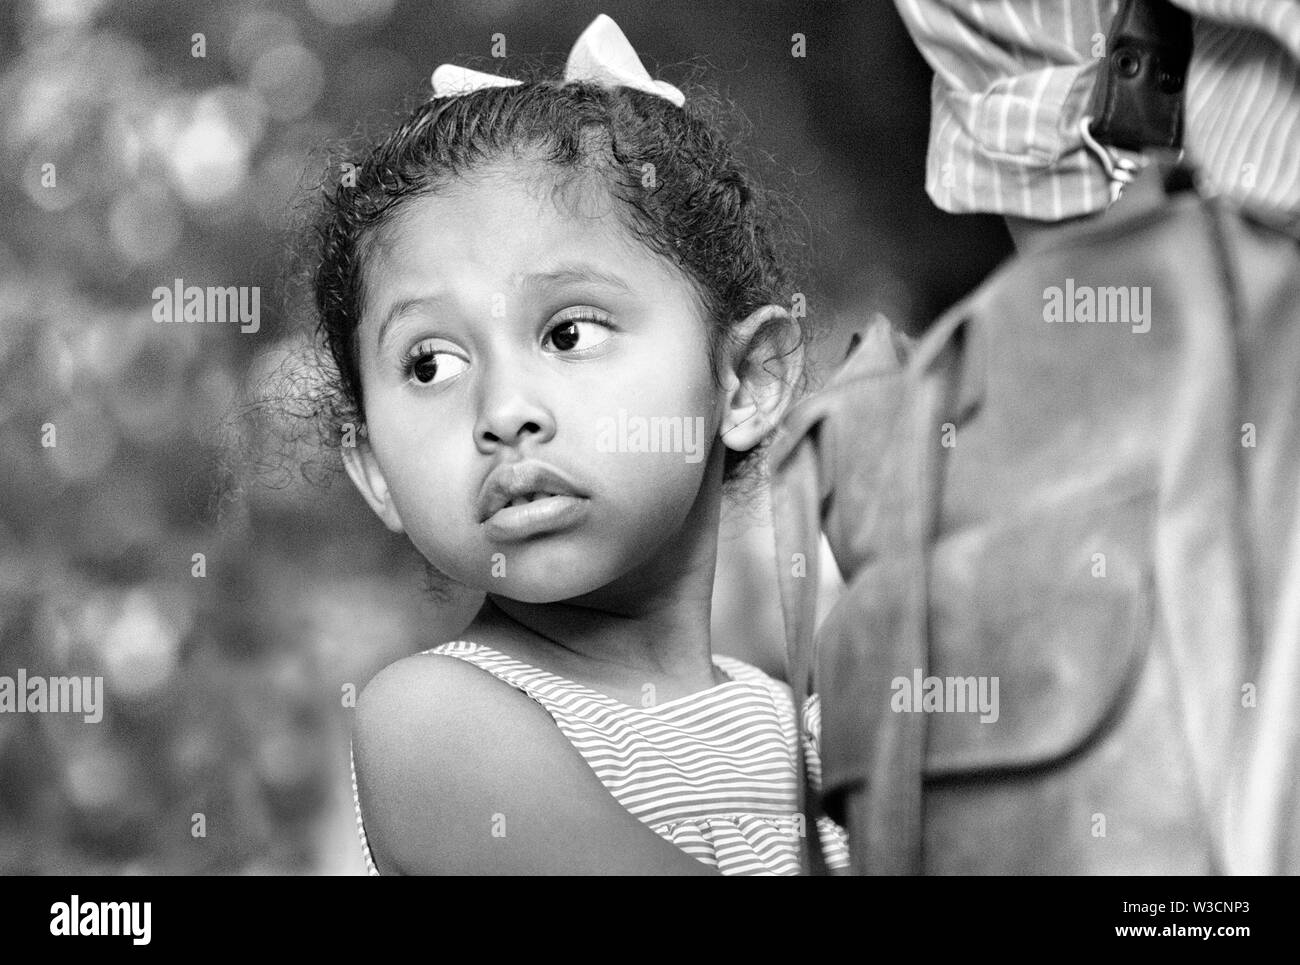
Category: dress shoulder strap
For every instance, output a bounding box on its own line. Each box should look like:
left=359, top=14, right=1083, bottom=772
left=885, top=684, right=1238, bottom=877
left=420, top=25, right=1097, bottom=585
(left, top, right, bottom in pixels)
left=420, top=640, right=609, bottom=711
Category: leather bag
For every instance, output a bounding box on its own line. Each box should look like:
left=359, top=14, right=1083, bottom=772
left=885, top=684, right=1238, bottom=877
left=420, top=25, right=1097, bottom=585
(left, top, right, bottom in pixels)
left=771, top=163, right=1300, bottom=874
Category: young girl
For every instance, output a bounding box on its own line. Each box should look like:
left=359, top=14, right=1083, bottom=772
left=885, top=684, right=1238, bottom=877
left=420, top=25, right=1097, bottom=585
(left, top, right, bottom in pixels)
left=314, top=15, right=849, bottom=874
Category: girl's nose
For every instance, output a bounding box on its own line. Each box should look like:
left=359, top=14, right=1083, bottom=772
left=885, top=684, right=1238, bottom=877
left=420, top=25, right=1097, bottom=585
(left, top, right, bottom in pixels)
left=473, top=366, right=555, bottom=453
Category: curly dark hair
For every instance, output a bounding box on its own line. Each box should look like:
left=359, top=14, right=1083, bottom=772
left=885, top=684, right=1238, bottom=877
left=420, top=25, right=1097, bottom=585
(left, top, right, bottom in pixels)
left=308, top=77, right=810, bottom=486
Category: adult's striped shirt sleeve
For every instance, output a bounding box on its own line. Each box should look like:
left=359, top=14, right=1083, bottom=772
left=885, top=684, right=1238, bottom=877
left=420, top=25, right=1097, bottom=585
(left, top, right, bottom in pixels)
left=895, top=0, right=1300, bottom=221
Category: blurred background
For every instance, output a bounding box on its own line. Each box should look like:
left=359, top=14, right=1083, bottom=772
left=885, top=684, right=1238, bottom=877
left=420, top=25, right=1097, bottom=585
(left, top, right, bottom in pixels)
left=0, top=0, right=1011, bottom=874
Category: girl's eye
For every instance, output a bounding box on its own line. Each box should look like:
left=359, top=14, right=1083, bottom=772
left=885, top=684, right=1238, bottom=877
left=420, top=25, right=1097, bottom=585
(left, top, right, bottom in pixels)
left=544, top=316, right=612, bottom=353
left=402, top=344, right=468, bottom=386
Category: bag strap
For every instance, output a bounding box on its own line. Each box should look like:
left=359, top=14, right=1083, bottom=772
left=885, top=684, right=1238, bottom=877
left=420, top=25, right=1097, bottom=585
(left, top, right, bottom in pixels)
left=771, top=432, right=830, bottom=874
left=771, top=319, right=915, bottom=873
left=894, top=317, right=969, bottom=872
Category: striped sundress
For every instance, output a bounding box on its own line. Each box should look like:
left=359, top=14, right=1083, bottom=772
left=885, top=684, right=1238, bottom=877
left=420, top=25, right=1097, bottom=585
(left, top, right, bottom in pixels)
left=350, top=640, right=850, bottom=875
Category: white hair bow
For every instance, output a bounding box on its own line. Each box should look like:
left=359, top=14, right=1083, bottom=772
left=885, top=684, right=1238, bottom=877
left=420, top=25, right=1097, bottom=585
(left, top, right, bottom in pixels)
left=430, top=13, right=685, bottom=107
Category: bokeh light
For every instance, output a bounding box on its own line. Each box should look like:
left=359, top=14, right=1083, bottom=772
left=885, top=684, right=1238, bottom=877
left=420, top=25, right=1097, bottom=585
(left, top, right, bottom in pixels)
left=65, top=740, right=133, bottom=813
left=43, top=400, right=119, bottom=483
left=108, top=183, right=182, bottom=264
left=306, top=0, right=397, bottom=27
left=249, top=44, right=324, bottom=122
left=36, top=0, right=112, bottom=28
left=166, top=89, right=263, bottom=205
left=226, top=7, right=301, bottom=75
left=99, top=588, right=184, bottom=702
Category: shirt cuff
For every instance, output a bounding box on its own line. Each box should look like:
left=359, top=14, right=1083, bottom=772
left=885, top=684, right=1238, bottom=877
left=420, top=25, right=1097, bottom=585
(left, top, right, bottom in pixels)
left=923, top=58, right=1117, bottom=220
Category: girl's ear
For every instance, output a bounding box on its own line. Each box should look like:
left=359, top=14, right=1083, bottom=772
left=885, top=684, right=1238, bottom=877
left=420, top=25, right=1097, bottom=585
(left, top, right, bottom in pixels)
left=719, top=304, right=804, bottom=454
left=342, top=435, right=406, bottom=534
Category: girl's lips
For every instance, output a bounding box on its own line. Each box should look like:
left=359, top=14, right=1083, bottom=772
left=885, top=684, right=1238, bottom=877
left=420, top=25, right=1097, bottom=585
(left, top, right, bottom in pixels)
left=476, top=460, right=587, bottom=521
left=482, top=493, right=589, bottom=541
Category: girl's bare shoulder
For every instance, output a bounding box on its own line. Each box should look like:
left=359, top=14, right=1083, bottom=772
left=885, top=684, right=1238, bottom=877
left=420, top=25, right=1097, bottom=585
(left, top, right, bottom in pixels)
left=355, top=622, right=542, bottom=726
left=350, top=644, right=714, bottom=875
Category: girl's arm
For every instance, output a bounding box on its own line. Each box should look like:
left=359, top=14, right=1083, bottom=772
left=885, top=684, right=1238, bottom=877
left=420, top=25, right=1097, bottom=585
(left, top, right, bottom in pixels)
left=351, top=653, right=720, bottom=875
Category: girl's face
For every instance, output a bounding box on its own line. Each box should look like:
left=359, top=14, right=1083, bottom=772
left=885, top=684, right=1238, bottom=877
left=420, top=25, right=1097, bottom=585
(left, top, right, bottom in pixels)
left=343, top=162, right=731, bottom=603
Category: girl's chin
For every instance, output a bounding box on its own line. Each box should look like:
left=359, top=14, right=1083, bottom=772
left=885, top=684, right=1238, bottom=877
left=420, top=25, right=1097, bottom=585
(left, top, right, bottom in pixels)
left=480, top=582, right=601, bottom=605
left=437, top=525, right=682, bottom=603
left=465, top=562, right=617, bottom=605
left=471, top=555, right=642, bottom=605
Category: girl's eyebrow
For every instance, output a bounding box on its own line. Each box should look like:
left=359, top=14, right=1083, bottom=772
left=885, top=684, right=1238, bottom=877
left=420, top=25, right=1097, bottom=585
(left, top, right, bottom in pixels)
left=517, top=265, right=633, bottom=293
left=376, top=266, right=632, bottom=347
left=376, top=294, right=450, bottom=349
